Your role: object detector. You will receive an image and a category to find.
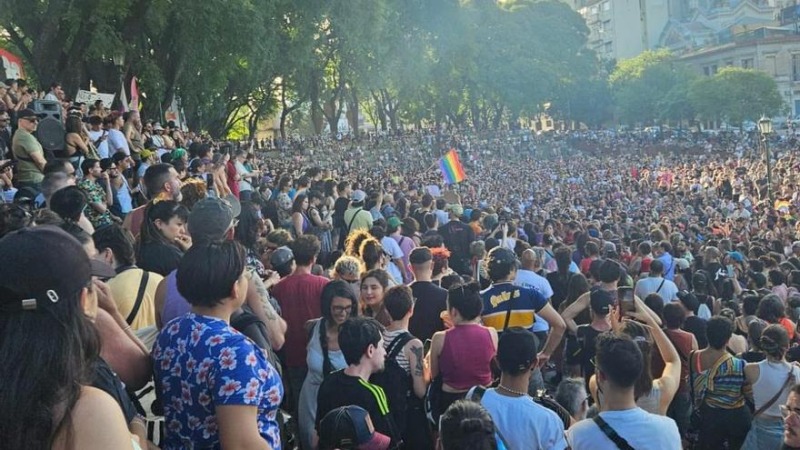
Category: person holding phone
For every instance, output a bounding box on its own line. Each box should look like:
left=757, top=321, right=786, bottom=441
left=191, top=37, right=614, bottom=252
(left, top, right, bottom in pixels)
left=588, top=294, right=680, bottom=417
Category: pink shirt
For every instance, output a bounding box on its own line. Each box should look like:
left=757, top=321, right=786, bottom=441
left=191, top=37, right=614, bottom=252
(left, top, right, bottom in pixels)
left=439, top=324, right=495, bottom=390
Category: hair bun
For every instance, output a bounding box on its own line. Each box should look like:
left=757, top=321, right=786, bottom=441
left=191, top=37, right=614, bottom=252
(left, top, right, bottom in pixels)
left=459, top=417, right=493, bottom=436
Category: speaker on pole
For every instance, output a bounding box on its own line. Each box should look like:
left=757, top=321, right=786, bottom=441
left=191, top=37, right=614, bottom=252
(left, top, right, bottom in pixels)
left=31, top=100, right=65, bottom=157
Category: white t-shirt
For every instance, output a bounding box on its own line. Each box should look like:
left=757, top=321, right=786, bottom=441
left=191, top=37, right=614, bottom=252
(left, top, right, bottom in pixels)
left=514, top=269, right=554, bottom=333
left=634, top=276, right=679, bottom=304
left=381, top=236, right=404, bottom=284
left=87, top=130, right=109, bottom=159
left=235, top=161, right=253, bottom=192
left=565, top=408, right=680, bottom=450
left=476, top=388, right=567, bottom=450
left=107, top=129, right=130, bottom=155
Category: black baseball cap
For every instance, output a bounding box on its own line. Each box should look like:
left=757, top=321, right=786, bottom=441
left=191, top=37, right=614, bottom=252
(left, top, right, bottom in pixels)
left=17, top=108, right=37, bottom=120
left=497, top=327, right=539, bottom=373
left=487, top=247, right=518, bottom=272
left=0, top=226, right=115, bottom=312
left=590, top=289, right=615, bottom=315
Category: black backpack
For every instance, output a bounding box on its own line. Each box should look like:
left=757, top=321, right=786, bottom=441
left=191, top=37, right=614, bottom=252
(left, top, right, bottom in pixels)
left=370, top=332, right=414, bottom=434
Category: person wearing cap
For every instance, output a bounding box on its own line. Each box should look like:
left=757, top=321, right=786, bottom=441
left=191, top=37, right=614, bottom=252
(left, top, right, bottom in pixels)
left=566, top=332, right=681, bottom=450
left=317, top=317, right=401, bottom=447
left=271, top=235, right=330, bottom=416
left=318, top=405, right=392, bottom=450
left=480, top=246, right=566, bottom=369
left=136, top=148, right=156, bottom=179
left=344, top=190, right=374, bottom=236
left=0, top=226, right=142, bottom=450
left=150, top=123, right=165, bottom=149
left=466, top=327, right=568, bottom=450
left=270, top=246, right=296, bottom=277
left=438, top=202, right=475, bottom=276
left=153, top=240, right=284, bottom=450
left=154, top=196, right=286, bottom=354
left=408, top=247, right=448, bottom=342
left=11, top=108, right=46, bottom=191
left=634, top=259, right=679, bottom=305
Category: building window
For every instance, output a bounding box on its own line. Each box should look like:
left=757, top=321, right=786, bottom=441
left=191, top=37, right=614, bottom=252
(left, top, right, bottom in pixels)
left=604, top=42, right=613, bottom=53
left=712, top=65, right=718, bottom=74
left=793, top=54, right=800, bottom=81
left=742, top=58, right=753, bottom=69
left=603, top=1, right=611, bottom=11
left=766, top=55, right=777, bottom=76
left=703, top=66, right=710, bottom=76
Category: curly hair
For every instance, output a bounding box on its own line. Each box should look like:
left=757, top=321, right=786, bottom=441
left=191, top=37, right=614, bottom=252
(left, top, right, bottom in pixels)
left=345, top=228, right=372, bottom=258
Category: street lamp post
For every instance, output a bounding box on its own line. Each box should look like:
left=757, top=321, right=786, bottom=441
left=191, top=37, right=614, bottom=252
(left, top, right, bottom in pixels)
left=758, top=116, right=774, bottom=206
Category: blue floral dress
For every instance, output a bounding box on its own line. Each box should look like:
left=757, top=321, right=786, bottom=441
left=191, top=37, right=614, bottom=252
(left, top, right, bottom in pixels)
left=153, top=313, right=283, bottom=449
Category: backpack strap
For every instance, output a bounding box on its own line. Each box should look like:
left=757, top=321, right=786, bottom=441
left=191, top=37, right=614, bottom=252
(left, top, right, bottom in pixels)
left=593, top=415, right=635, bottom=450
left=466, top=385, right=487, bottom=403
left=754, top=368, right=795, bottom=417
left=347, top=207, right=363, bottom=233
left=387, top=332, right=413, bottom=361
left=466, top=386, right=512, bottom=450
left=126, top=270, right=149, bottom=325
left=655, top=278, right=666, bottom=294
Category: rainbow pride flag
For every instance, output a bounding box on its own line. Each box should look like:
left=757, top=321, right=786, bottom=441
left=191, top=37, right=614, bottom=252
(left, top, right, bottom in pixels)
left=438, top=149, right=466, bottom=184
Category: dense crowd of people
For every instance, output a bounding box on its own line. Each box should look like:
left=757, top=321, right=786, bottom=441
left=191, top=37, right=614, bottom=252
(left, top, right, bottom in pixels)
left=5, top=77, right=800, bottom=449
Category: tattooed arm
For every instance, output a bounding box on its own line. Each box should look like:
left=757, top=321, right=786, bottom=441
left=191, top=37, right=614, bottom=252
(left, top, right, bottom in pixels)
left=406, top=338, right=430, bottom=399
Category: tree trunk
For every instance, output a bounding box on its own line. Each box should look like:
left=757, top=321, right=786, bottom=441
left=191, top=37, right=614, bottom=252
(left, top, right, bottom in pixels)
left=347, top=88, right=359, bottom=135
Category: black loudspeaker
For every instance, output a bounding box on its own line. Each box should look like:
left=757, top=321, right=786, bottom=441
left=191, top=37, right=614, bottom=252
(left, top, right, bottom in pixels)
left=31, top=100, right=65, bottom=154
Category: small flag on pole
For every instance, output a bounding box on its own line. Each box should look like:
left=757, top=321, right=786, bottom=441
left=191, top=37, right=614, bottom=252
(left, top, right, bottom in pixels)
left=129, top=76, right=141, bottom=111
left=119, top=77, right=129, bottom=113
left=438, top=149, right=466, bottom=184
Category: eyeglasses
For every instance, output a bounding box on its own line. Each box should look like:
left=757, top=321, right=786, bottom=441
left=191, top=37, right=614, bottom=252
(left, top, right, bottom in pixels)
left=780, top=404, right=800, bottom=419
left=332, top=305, right=353, bottom=314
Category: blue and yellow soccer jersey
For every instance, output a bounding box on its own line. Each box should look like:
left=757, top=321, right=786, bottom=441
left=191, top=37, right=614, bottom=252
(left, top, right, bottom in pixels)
left=480, top=282, right=548, bottom=332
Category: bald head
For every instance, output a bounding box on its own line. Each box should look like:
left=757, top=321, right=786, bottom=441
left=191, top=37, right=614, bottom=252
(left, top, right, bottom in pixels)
left=521, top=249, right=540, bottom=270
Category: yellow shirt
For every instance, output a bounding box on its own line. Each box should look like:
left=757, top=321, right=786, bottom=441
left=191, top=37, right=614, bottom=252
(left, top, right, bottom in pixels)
left=107, top=268, right=163, bottom=331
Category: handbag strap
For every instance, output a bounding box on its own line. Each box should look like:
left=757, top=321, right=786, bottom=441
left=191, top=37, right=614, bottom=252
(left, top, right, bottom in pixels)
left=502, top=294, right=515, bottom=331
left=593, top=415, right=635, bottom=450
left=126, top=270, right=149, bottom=325
left=754, top=368, right=795, bottom=417
left=655, top=278, right=666, bottom=294
left=467, top=386, right=513, bottom=450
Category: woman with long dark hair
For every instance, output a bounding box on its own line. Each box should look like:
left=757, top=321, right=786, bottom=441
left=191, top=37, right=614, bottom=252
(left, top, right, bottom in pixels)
left=298, top=280, right=358, bottom=450
left=291, top=193, right=311, bottom=237
left=0, top=226, right=135, bottom=449
left=743, top=324, right=800, bottom=449
left=137, top=200, right=190, bottom=276
left=360, top=268, right=392, bottom=326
